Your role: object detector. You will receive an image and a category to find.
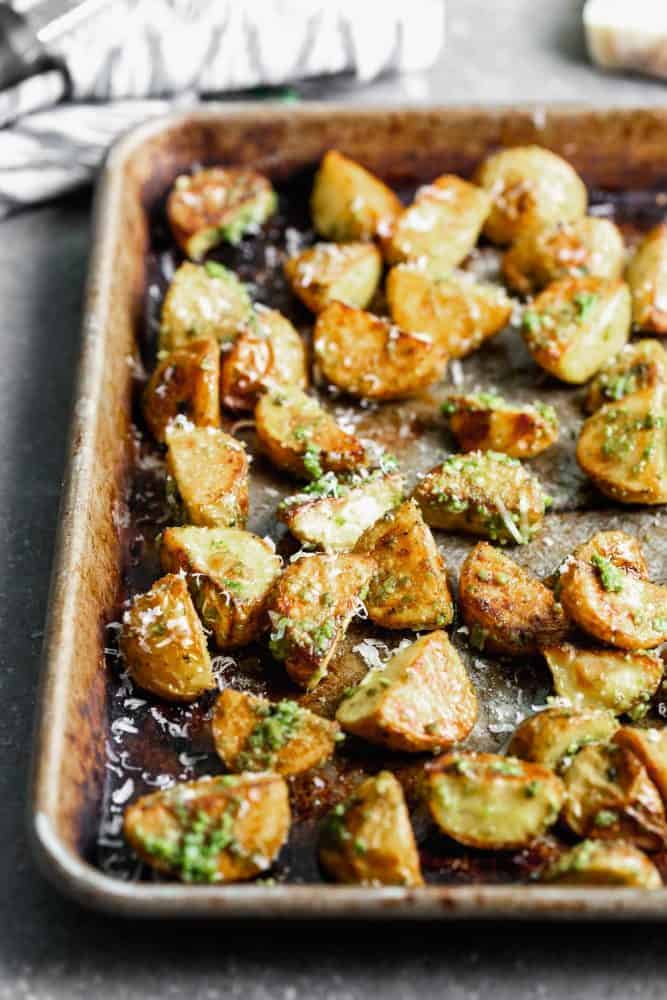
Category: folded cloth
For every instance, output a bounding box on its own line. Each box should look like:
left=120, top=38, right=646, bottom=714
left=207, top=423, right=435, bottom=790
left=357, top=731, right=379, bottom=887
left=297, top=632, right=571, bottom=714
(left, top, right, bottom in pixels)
left=0, top=0, right=446, bottom=217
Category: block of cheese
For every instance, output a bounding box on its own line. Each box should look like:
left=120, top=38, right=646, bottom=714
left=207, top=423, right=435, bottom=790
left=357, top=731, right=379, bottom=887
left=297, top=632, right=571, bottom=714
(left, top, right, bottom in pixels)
left=584, top=0, right=667, bottom=79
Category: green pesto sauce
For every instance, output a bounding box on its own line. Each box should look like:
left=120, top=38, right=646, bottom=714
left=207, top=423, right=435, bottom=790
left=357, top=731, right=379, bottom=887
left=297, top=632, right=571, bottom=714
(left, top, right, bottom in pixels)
left=137, top=806, right=237, bottom=884
left=235, top=699, right=303, bottom=770
left=590, top=553, right=625, bottom=593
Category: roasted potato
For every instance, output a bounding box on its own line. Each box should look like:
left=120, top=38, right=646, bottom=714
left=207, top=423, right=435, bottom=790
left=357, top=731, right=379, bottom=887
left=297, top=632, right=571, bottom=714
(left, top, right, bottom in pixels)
left=159, top=261, right=253, bottom=353
left=386, top=265, right=513, bottom=360
left=165, top=423, right=248, bottom=528
left=541, top=839, right=662, bottom=888
left=382, top=174, right=491, bottom=274
left=562, top=742, right=667, bottom=850
left=310, top=150, right=402, bottom=242
left=254, top=386, right=367, bottom=479
left=557, top=531, right=667, bottom=650
left=428, top=752, right=565, bottom=850
left=167, top=167, right=277, bottom=260
left=543, top=643, right=663, bottom=718
left=522, top=276, right=632, bottom=384
left=626, top=224, right=667, bottom=333
left=412, top=451, right=550, bottom=545
left=508, top=707, right=619, bottom=770
left=336, top=631, right=477, bottom=752
left=458, top=542, right=569, bottom=656
left=143, top=339, right=221, bottom=443
left=585, top=339, right=667, bottom=413
left=318, top=771, right=423, bottom=887
left=354, top=499, right=454, bottom=630
left=124, top=773, right=290, bottom=883
left=614, top=727, right=667, bottom=803
left=161, top=527, right=282, bottom=649
left=267, top=553, right=375, bottom=689
left=443, top=392, right=559, bottom=459
left=120, top=573, right=214, bottom=701
left=503, top=217, right=625, bottom=296
left=313, top=301, right=448, bottom=401
left=284, top=242, right=382, bottom=313
left=473, top=145, right=588, bottom=246
left=211, top=689, right=339, bottom=776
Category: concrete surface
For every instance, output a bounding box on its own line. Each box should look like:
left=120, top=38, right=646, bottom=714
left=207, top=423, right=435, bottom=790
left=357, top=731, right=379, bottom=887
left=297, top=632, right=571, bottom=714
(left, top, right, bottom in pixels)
left=2, top=1, right=667, bottom=997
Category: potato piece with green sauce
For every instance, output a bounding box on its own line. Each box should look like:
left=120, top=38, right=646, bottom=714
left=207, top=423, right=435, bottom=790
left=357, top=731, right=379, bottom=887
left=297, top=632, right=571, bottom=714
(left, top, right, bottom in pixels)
left=143, top=338, right=220, bottom=443
left=443, top=392, right=559, bottom=459
left=124, top=773, right=290, bottom=883
left=508, top=707, right=619, bottom=770
left=319, top=771, right=423, bottom=887
left=220, top=307, right=308, bottom=411
left=160, top=527, right=282, bottom=649
left=626, top=224, right=667, bottom=334
left=542, top=643, right=663, bottom=718
left=165, top=423, right=248, bottom=528
left=541, top=839, right=662, bottom=888
left=614, top=727, right=667, bottom=802
left=585, top=339, right=667, bottom=414
left=120, top=574, right=214, bottom=701
left=310, top=150, right=402, bottom=242
left=428, top=752, right=564, bottom=850
left=284, top=242, right=382, bottom=313
left=159, top=261, right=253, bottom=353
left=212, top=689, right=339, bottom=776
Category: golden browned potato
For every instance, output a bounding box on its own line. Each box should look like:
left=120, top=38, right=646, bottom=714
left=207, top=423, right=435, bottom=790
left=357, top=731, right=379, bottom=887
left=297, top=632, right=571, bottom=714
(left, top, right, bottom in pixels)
left=458, top=542, right=569, bottom=656
left=159, top=261, right=253, bottom=353
left=557, top=531, right=667, bottom=650
left=318, top=771, right=423, bottom=887
left=143, top=339, right=221, bottom=443
left=161, top=526, right=282, bottom=649
left=443, top=392, right=559, bottom=459
left=124, top=773, right=290, bottom=883
left=336, top=631, right=477, bottom=752
left=585, top=339, right=667, bottom=413
left=507, top=707, right=619, bottom=770
left=310, top=150, right=402, bottom=242
left=562, top=742, right=667, bottom=850
left=165, top=423, right=248, bottom=528
left=278, top=471, right=404, bottom=552
left=354, top=499, right=453, bottom=630
left=474, top=145, right=587, bottom=246
left=267, top=553, right=375, bottom=689
left=503, top=217, right=625, bottom=295
left=382, top=174, right=491, bottom=273
left=626, top=224, right=667, bottom=333
left=542, top=643, right=663, bottom=718
left=412, top=451, right=550, bottom=545
left=521, top=276, right=631, bottom=384
left=428, top=752, right=564, bottom=849
left=211, top=689, right=339, bottom=776
left=386, top=265, right=513, bottom=360
left=541, top=839, right=662, bottom=888
left=167, top=168, right=277, bottom=261
left=614, top=727, right=667, bottom=802
left=284, top=242, right=382, bottom=313
left=313, top=301, right=448, bottom=401
left=120, top=573, right=214, bottom=701
left=254, top=386, right=367, bottom=479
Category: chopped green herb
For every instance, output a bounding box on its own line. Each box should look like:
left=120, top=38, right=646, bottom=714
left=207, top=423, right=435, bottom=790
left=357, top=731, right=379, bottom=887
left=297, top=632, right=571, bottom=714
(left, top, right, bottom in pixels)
left=591, top=553, right=625, bottom=593
left=573, top=291, right=598, bottom=322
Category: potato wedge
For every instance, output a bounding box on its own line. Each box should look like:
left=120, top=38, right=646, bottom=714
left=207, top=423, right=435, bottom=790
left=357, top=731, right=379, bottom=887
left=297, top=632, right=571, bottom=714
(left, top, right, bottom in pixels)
left=522, top=276, right=632, bottom=384
left=313, top=301, right=448, bottom=401
left=428, top=752, right=565, bottom=850
left=558, top=531, right=667, bottom=650
left=412, top=451, right=550, bottom=545
left=354, top=499, right=454, bottom=630
left=211, top=689, right=339, bottom=776
left=319, top=771, right=423, bottom=887
left=626, top=224, right=667, bottom=333
left=543, top=643, right=663, bottom=718
left=541, top=839, right=662, bottom=888
left=474, top=145, right=587, bottom=246
left=254, top=386, right=366, bottom=479
left=562, top=742, right=667, bottom=850
left=159, top=261, right=253, bottom=353
left=165, top=423, right=248, bottom=528
left=143, top=339, right=221, bottom=443
left=160, top=527, right=282, bottom=649
left=503, top=217, right=625, bottom=296
left=310, top=150, right=402, bottom=242
left=167, top=167, right=277, bottom=260
left=508, top=707, right=619, bottom=770
left=120, top=573, right=214, bottom=701
left=614, top=727, right=667, bottom=803
left=284, top=242, right=382, bottom=313
left=336, top=631, right=477, bottom=752
left=267, top=553, right=375, bottom=689
left=382, top=174, right=491, bottom=274
left=585, top=339, right=667, bottom=413
left=386, top=265, right=513, bottom=360
left=443, top=392, right=559, bottom=458
left=124, top=773, right=290, bottom=883
left=458, top=542, right=569, bottom=656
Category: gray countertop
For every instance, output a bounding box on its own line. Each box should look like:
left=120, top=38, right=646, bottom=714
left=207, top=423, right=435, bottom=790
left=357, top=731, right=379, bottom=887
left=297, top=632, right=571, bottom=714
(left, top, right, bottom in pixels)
left=2, top=1, right=667, bottom=997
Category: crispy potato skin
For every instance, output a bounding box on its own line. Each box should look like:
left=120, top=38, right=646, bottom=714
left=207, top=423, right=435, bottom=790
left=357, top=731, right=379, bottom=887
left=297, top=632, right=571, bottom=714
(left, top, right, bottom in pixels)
left=459, top=542, right=569, bottom=656
left=473, top=145, right=588, bottom=246
left=165, top=425, right=249, bottom=528
left=313, top=301, right=448, bottom=401
left=310, top=150, right=402, bottom=242
left=428, top=752, right=565, bottom=850
left=543, top=643, right=663, bottom=716
left=541, top=839, right=662, bottom=888
left=626, top=224, right=667, bottom=333
left=159, top=261, right=252, bottom=352
left=508, top=707, right=619, bottom=770
left=284, top=242, right=382, bottom=313
left=120, top=574, right=214, bottom=701
left=319, top=771, right=423, bottom=886
left=585, top=339, right=667, bottom=413
left=124, top=773, right=290, bottom=883
left=143, top=339, right=221, bottom=443
left=220, top=308, right=308, bottom=411
left=614, top=727, right=667, bottom=803
left=354, top=499, right=453, bottom=630
left=446, top=394, right=559, bottom=459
